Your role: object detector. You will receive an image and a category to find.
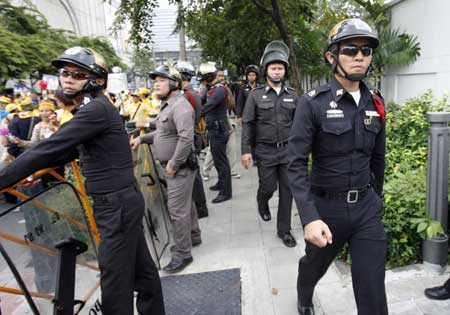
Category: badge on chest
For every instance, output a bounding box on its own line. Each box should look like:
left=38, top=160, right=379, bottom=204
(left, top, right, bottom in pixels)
left=326, top=100, right=344, bottom=118
left=364, top=110, right=380, bottom=125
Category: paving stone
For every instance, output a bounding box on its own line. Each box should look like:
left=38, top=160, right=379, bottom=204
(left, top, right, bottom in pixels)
left=315, top=282, right=357, bottom=314
left=265, top=246, right=301, bottom=267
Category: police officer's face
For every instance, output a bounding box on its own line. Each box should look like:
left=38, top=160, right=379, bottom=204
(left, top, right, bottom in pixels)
left=336, top=38, right=373, bottom=77
left=267, top=64, right=285, bottom=82
left=153, top=76, right=170, bottom=99
left=247, top=72, right=257, bottom=83
left=59, top=64, right=90, bottom=94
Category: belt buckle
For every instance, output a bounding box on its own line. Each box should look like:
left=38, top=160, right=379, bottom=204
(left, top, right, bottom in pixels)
left=347, top=190, right=358, bottom=203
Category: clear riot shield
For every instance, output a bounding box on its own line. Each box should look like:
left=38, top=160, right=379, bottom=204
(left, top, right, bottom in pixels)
left=133, top=142, right=171, bottom=268
left=0, top=182, right=100, bottom=315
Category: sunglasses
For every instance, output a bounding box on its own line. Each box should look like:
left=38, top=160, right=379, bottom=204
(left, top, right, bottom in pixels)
left=339, top=45, right=373, bottom=57
left=59, top=68, right=90, bottom=80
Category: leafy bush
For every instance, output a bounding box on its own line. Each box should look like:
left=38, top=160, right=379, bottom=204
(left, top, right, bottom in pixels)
left=339, top=90, right=450, bottom=267
left=383, top=90, right=450, bottom=267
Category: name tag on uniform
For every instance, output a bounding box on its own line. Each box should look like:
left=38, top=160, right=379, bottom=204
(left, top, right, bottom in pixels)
left=283, top=98, right=294, bottom=102
left=365, top=110, right=380, bottom=117
left=326, top=109, right=344, bottom=118
left=262, top=95, right=267, bottom=99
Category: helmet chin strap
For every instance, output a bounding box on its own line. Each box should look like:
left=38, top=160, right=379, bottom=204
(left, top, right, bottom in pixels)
left=62, top=78, right=100, bottom=99
left=332, top=53, right=368, bottom=82
left=267, top=75, right=283, bottom=84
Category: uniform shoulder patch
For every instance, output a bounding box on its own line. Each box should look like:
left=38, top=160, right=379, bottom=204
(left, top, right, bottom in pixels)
left=369, top=88, right=383, bottom=99
left=306, top=84, right=330, bottom=98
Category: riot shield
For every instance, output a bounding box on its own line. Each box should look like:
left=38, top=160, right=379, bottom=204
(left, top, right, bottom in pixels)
left=0, top=182, right=99, bottom=315
left=133, top=142, right=171, bottom=268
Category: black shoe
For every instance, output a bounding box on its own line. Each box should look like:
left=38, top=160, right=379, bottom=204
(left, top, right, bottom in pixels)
left=212, top=195, right=232, bottom=203
left=257, top=197, right=271, bottom=221
left=163, top=257, right=193, bottom=273
left=298, top=304, right=315, bottom=315
left=260, top=212, right=271, bottom=221
left=425, top=285, right=450, bottom=300
left=209, top=183, right=220, bottom=191
left=278, top=231, right=297, bottom=248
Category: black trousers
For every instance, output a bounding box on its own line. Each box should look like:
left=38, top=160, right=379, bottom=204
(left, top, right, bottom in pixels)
left=192, top=170, right=208, bottom=217
left=207, top=129, right=232, bottom=197
left=297, top=190, right=388, bottom=315
left=92, top=185, right=165, bottom=315
left=255, top=144, right=292, bottom=233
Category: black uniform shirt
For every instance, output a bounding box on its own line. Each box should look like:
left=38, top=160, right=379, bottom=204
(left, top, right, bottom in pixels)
left=0, top=94, right=135, bottom=194
left=236, top=83, right=258, bottom=118
left=241, top=84, right=298, bottom=154
left=200, top=83, right=228, bottom=125
left=287, top=77, right=386, bottom=226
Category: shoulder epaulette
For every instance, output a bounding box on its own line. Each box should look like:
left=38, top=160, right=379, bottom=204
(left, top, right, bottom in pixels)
left=306, top=84, right=330, bottom=99
left=253, top=85, right=266, bottom=90
left=369, top=88, right=383, bottom=99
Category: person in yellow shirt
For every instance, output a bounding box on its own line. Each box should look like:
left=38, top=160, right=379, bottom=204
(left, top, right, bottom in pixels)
left=123, top=90, right=153, bottom=123
left=138, top=87, right=160, bottom=117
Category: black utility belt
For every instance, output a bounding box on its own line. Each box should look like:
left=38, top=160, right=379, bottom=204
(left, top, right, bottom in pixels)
left=312, top=185, right=371, bottom=203
left=258, top=140, right=289, bottom=148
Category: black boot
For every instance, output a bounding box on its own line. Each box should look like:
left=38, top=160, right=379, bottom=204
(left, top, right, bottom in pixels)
left=257, top=195, right=271, bottom=221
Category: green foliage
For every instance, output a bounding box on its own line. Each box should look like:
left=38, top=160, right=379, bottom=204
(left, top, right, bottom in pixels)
left=385, top=90, right=449, bottom=176
left=131, top=49, right=155, bottom=75
left=0, top=0, right=124, bottom=84
left=382, top=91, right=450, bottom=268
left=111, top=0, right=159, bottom=50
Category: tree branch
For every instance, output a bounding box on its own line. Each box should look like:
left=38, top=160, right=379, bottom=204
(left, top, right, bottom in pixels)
left=252, top=0, right=273, bottom=16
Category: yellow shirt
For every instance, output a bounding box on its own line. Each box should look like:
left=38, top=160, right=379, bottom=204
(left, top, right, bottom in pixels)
left=142, top=97, right=159, bottom=116
left=124, top=101, right=153, bottom=122
left=60, top=110, right=74, bottom=125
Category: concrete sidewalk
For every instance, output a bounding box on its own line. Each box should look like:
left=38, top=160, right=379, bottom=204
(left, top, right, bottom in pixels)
left=158, top=128, right=450, bottom=315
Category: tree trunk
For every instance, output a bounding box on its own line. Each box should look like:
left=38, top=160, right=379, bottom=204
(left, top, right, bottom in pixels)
left=178, top=2, right=187, bottom=61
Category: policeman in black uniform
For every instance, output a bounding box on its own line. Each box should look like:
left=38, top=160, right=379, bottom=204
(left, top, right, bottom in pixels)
left=0, top=47, right=165, bottom=315
left=173, top=60, right=209, bottom=218
left=241, top=41, right=297, bottom=248
left=236, top=64, right=260, bottom=125
left=288, top=19, right=387, bottom=315
left=199, top=63, right=232, bottom=203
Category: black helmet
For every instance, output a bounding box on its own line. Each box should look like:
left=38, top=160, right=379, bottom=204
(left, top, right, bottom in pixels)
left=52, top=46, right=108, bottom=79
left=260, top=40, right=290, bottom=71
left=326, top=19, right=378, bottom=82
left=52, top=46, right=108, bottom=99
left=244, top=64, right=260, bottom=77
left=149, top=65, right=182, bottom=90
left=328, top=18, right=379, bottom=49
left=197, top=62, right=218, bottom=82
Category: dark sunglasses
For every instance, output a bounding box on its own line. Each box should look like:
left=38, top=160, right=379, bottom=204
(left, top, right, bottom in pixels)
left=59, top=68, right=90, bottom=80
left=339, top=45, right=373, bottom=57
